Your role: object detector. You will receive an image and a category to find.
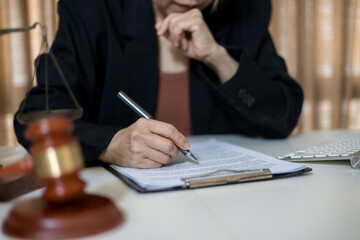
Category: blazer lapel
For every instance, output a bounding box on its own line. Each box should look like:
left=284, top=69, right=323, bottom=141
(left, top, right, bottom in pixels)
left=120, top=1, right=159, bottom=117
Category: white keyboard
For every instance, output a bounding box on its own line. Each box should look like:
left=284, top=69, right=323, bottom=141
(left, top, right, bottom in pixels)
left=277, top=134, right=360, bottom=169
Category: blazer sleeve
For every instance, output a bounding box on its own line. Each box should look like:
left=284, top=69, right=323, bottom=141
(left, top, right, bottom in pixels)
left=201, top=0, right=303, bottom=138
left=13, top=0, right=121, bottom=163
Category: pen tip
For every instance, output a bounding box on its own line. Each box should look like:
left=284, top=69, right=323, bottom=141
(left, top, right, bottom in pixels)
left=187, top=151, right=198, bottom=164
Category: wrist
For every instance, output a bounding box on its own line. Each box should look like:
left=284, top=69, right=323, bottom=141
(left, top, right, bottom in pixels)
left=98, top=129, right=123, bottom=164
left=204, top=44, right=226, bottom=66
left=98, top=147, right=110, bottom=163
left=203, top=45, right=239, bottom=84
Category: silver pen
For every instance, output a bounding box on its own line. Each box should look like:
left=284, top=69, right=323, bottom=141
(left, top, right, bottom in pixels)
left=117, top=91, right=198, bottom=164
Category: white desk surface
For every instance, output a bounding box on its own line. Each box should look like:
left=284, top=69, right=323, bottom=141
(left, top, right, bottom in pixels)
left=1, top=129, right=359, bottom=240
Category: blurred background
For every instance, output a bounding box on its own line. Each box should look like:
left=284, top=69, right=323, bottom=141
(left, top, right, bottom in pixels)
left=0, top=0, right=359, bottom=146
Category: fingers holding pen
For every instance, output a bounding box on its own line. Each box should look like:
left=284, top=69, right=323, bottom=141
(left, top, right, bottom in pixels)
left=127, top=129, right=173, bottom=165
left=129, top=119, right=191, bottom=167
left=140, top=118, right=190, bottom=152
left=99, top=118, right=190, bottom=169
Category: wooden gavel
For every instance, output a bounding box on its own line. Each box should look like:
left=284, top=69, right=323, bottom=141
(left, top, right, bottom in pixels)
left=1, top=116, right=85, bottom=203
left=1, top=115, right=123, bottom=239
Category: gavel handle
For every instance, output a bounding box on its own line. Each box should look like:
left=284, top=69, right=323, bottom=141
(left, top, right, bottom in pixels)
left=0, top=157, right=33, bottom=177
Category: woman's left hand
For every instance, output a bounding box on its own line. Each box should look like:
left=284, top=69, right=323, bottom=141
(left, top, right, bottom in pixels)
left=155, top=8, right=221, bottom=62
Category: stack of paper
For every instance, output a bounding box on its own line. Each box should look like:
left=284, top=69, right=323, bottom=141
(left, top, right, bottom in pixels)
left=110, top=139, right=307, bottom=191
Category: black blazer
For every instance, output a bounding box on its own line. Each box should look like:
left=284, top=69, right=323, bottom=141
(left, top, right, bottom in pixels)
left=14, top=0, right=303, bottom=162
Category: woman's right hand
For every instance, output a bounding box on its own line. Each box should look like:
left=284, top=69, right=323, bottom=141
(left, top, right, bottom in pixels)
left=98, top=118, right=190, bottom=168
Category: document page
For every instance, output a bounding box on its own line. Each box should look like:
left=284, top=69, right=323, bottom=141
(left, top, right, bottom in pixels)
left=111, top=139, right=306, bottom=191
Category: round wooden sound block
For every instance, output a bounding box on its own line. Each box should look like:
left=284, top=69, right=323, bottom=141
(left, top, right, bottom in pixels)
left=3, top=194, right=123, bottom=239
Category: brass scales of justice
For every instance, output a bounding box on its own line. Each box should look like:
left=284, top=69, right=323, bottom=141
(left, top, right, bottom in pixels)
left=0, top=23, right=124, bottom=239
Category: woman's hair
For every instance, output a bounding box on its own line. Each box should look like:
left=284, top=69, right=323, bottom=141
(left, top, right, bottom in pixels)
left=210, top=0, right=220, bottom=12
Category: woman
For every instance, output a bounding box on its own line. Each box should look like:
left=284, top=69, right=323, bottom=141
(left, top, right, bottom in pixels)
left=14, top=0, right=303, bottom=168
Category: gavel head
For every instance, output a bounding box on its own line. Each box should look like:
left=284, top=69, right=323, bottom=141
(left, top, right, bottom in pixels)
left=25, top=115, right=86, bottom=204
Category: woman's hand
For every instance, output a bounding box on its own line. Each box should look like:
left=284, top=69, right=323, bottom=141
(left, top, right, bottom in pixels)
left=98, top=118, right=190, bottom=168
left=155, top=8, right=220, bottom=62
left=155, top=8, right=238, bottom=83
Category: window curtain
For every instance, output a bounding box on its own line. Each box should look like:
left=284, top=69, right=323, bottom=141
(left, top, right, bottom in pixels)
left=270, top=0, right=360, bottom=132
left=0, top=0, right=360, bottom=145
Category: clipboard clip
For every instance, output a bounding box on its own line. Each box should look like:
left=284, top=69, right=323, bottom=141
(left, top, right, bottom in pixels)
left=181, top=169, right=273, bottom=189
